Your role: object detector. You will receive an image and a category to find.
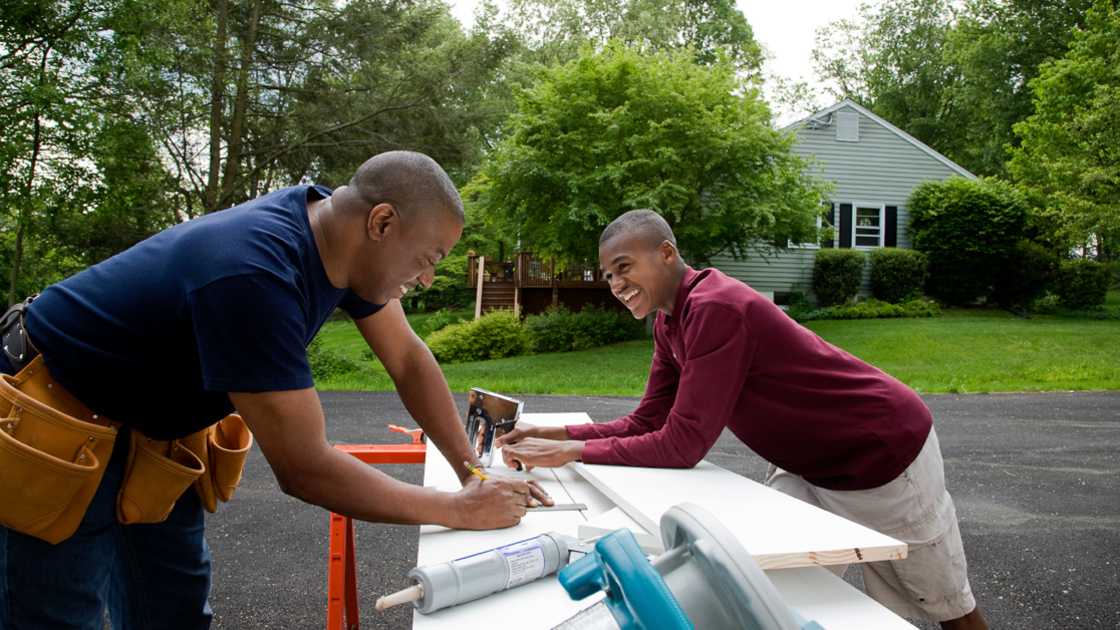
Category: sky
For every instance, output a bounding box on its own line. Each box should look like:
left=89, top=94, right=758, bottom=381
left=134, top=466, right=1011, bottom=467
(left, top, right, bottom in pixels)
left=447, top=0, right=874, bottom=120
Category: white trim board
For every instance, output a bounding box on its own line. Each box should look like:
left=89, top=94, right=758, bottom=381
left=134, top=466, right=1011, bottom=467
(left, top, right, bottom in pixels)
left=768, top=567, right=918, bottom=630
left=569, top=461, right=907, bottom=571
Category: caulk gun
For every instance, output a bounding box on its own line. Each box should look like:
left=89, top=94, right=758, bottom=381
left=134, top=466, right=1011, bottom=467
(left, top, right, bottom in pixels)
left=375, top=532, right=597, bottom=614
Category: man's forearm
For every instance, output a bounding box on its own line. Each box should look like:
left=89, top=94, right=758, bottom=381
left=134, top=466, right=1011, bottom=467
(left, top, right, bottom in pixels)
left=288, top=447, right=462, bottom=525
left=393, top=351, right=478, bottom=484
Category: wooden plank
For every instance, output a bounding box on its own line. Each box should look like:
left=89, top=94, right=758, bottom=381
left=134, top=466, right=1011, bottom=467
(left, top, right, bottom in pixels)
left=570, top=461, right=907, bottom=570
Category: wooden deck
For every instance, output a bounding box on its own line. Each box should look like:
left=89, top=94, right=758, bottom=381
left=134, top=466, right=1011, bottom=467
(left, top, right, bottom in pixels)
left=468, top=252, right=611, bottom=317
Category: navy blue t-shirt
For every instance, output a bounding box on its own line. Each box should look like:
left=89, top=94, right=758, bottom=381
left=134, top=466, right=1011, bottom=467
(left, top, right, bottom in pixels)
left=24, top=185, right=383, bottom=439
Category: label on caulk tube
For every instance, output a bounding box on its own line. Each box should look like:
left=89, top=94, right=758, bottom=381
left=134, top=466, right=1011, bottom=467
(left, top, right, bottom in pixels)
left=500, top=539, right=547, bottom=589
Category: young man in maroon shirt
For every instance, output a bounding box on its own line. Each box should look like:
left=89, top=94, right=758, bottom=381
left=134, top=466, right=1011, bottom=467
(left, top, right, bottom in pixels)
left=496, top=209, right=989, bottom=629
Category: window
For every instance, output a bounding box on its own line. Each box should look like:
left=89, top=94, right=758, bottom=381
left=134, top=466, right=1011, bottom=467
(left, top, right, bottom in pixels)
left=854, top=205, right=883, bottom=248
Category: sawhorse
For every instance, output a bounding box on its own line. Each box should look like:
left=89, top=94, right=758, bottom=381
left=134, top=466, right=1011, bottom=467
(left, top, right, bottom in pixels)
left=327, top=426, right=427, bottom=630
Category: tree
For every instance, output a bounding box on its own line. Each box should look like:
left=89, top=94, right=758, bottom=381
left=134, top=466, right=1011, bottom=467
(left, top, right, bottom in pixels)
left=0, top=0, right=110, bottom=304
left=472, top=44, right=831, bottom=266
left=811, top=0, right=1109, bottom=178
left=947, top=0, right=1104, bottom=177
left=1009, top=0, right=1120, bottom=261
left=116, top=0, right=519, bottom=214
left=908, top=177, right=1029, bottom=305
left=507, top=0, right=763, bottom=71
left=812, top=0, right=965, bottom=169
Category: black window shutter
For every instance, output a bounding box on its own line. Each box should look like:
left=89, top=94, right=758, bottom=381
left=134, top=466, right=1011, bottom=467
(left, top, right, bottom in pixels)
left=821, top=203, right=835, bottom=248
left=885, top=206, right=898, bottom=248
left=839, top=203, right=853, bottom=248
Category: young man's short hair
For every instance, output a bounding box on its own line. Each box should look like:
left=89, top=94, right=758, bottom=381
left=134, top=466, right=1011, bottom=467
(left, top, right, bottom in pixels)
left=600, top=209, right=677, bottom=251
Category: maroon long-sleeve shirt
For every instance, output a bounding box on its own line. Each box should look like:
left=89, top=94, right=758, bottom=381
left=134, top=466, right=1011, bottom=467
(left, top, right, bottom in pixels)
left=567, top=267, right=932, bottom=491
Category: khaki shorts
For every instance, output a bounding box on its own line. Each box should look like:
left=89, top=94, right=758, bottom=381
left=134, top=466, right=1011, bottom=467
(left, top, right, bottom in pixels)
left=766, top=427, right=977, bottom=622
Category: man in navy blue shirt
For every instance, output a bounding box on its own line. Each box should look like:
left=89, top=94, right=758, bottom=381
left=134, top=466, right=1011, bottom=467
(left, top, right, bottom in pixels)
left=0, top=151, right=547, bottom=629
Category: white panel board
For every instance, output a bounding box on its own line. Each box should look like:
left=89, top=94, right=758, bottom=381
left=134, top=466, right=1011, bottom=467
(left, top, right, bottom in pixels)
left=570, top=461, right=906, bottom=570
left=406, top=413, right=914, bottom=629
left=768, top=567, right=917, bottom=630
left=412, top=413, right=608, bottom=629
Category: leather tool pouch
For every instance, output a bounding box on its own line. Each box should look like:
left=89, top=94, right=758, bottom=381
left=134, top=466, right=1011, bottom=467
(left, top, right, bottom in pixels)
left=116, top=413, right=252, bottom=523
left=183, top=414, right=253, bottom=513
left=115, top=429, right=206, bottom=524
left=0, top=356, right=118, bottom=544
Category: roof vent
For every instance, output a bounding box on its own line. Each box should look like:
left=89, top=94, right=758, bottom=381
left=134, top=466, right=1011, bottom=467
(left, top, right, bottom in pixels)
left=836, top=111, right=859, bottom=142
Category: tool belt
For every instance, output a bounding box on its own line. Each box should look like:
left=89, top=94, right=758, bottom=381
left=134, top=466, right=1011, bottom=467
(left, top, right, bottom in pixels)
left=0, top=355, right=253, bottom=544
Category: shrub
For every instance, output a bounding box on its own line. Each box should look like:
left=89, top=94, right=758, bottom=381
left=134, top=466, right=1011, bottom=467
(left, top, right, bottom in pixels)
left=830, top=298, right=941, bottom=319
left=908, top=177, right=1028, bottom=305
left=990, top=240, right=1058, bottom=309
left=307, top=337, right=364, bottom=381
left=572, top=303, right=646, bottom=349
left=425, top=309, right=531, bottom=364
left=424, top=308, right=464, bottom=335
left=869, top=248, right=929, bottom=304
left=524, top=304, right=646, bottom=353
left=785, top=295, right=941, bottom=322
left=812, top=249, right=867, bottom=307
left=1052, top=259, right=1116, bottom=309
left=523, top=306, right=577, bottom=353
left=784, top=293, right=836, bottom=322
left=1030, top=293, right=1120, bottom=319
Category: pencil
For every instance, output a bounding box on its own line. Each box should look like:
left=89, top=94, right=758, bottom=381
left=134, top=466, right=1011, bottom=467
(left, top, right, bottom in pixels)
left=464, top=462, right=489, bottom=481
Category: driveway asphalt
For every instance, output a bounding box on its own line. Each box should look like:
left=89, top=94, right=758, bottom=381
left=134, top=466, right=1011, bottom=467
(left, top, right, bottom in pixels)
left=205, top=391, right=1120, bottom=630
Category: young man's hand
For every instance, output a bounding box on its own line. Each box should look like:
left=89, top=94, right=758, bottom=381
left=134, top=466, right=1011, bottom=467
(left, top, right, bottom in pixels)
left=500, top=437, right=584, bottom=471
left=494, top=422, right=569, bottom=447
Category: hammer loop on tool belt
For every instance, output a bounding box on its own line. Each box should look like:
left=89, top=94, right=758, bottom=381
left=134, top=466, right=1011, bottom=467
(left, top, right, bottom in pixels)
left=2, top=294, right=40, bottom=373
left=0, top=356, right=253, bottom=545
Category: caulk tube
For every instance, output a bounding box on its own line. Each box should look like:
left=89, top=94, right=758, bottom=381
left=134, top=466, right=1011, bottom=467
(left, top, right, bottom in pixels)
left=409, top=532, right=571, bottom=614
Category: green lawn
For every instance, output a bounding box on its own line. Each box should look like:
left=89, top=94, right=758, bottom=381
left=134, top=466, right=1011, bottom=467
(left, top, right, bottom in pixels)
left=803, top=308, right=1120, bottom=394
left=1105, top=286, right=1120, bottom=309
left=314, top=295, right=1120, bottom=395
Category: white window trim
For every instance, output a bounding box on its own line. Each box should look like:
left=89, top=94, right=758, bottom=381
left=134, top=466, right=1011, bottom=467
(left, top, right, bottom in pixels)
left=850, top=202, right=885, bottom=250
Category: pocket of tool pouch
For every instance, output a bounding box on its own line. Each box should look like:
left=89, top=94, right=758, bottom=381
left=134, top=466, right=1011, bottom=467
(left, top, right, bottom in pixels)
left=0, top=421, right=100, bottom=533
left=116, top=430, right=205, bottom=525
left=208, top=414, right=251, bottom=503
left=0, top=377, right=112, bottom=535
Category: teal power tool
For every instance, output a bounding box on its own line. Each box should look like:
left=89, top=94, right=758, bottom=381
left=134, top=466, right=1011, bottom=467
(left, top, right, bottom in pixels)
left=553, top=503, right=826, bottom=630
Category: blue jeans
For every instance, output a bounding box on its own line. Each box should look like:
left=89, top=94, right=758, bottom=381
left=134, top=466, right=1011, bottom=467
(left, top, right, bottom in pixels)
left=0, top=421, right=214, bottom=630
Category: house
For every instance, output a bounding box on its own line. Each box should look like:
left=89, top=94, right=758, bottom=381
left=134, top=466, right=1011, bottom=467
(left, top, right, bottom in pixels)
left=708, top=99, right=977, bottom=302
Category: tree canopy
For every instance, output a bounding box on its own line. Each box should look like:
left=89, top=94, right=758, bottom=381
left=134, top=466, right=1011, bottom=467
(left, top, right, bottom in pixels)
left=0, top=0, right=520, bottom=304
left=470, top=43, right=830, bottom=267
left=507, top=0, right=763, bottom=71
left=811, top=0, right=1106, bottom=178
left=1009, top=0, right=1120, bottom=259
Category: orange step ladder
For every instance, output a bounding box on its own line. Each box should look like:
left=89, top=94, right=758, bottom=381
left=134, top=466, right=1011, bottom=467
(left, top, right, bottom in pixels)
left=327, top=426, right=427, bottom=630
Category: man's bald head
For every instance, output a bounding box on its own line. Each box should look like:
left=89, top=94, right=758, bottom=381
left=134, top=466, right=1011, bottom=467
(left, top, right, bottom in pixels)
left=599, top=209, right=677, bottom=251
left=335, top=151, right=464, bottom=228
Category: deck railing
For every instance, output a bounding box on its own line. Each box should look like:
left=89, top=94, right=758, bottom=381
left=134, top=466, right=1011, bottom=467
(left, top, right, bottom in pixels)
left=467, top=252, right=607, bottom=289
